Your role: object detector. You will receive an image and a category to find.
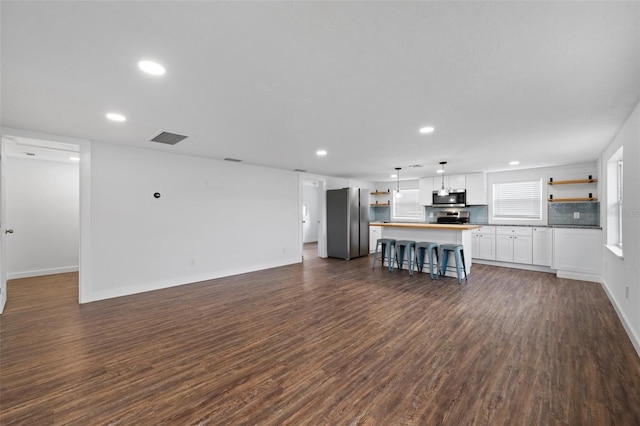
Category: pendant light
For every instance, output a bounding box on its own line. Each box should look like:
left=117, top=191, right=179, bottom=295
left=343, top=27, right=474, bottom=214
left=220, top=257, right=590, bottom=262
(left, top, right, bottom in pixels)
left=437, top=161, right=449, bottom=196
left=395, top=167, right=402, bottom=198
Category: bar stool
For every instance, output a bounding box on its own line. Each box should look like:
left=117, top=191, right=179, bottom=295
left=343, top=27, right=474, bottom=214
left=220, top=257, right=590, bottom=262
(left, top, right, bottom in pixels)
left=394, top=240, right=416, bottom=274
left=372, top=238, right=396, bottom=271
left=439, top=244, right=467, bottom=284
left=413, top=242, right=439, bottom=279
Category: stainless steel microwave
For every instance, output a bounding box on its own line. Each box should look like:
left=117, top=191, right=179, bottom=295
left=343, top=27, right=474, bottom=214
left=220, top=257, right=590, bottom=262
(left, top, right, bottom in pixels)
left=432, top=189, right=466, bottom=207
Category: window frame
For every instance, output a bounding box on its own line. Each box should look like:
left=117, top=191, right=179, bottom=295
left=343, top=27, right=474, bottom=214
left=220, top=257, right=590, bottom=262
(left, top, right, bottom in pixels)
left=606, top=146, right=623, bottom=257
left=488, top=171, right=546, bottom=226
left=391, top=188, right=424, bottom=222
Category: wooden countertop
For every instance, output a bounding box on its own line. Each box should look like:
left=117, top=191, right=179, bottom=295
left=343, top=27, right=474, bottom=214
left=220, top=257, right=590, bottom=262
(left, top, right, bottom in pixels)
left=370, top=222, right=481, bottom=231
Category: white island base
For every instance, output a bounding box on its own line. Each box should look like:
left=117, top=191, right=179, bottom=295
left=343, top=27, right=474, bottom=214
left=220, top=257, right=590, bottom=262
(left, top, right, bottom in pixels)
left=372, top=223, right=480, bottom=279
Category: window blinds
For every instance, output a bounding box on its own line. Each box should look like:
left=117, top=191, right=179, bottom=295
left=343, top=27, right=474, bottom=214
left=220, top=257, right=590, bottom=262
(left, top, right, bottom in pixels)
left=392, top=189, right=423, bottom=220
left=492, top=180, right=542, bottom=219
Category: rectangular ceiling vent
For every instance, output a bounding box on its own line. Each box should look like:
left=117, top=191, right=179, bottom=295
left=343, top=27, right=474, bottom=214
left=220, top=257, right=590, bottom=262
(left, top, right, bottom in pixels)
left=224, top=157, right=242, bottom=162
left=150, top=131, right=189, bottom=145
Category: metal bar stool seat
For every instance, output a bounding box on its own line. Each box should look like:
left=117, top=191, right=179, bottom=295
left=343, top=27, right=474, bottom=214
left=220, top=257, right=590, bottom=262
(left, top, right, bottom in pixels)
left=394, top=240, right=416, bottom=274
left=372, top=238, right=396, bottom=271
left=439, top=244, right=467, bottom=284
left=413, top=242, right=439, bottom=279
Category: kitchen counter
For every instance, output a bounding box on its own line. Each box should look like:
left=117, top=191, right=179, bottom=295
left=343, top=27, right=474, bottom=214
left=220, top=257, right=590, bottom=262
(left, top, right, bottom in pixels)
left=370, top=222, right=481, bottom=231
left=371, top=222, right=477, bottom=278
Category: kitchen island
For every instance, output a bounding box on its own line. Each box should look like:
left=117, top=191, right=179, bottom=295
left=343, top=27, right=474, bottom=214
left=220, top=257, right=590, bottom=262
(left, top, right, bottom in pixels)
left=370, top=222, right=481, bottom=277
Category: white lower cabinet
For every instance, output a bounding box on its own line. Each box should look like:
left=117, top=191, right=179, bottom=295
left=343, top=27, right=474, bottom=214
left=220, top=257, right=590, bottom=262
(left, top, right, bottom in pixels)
left=471, top=226, right=495, bottom=260
left=496, top=227, right=532, bottom=264
left=552, top=228, right=601, bottom=279
left=532, top=227, right=552, bottom=266
left=369, top=226, right=381, bottom=253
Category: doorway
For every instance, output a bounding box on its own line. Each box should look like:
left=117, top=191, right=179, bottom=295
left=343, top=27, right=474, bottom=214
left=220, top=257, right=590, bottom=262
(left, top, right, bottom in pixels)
left=0, top=135, right=81, bottom=312
left=301, top=178, right=326, bottom=259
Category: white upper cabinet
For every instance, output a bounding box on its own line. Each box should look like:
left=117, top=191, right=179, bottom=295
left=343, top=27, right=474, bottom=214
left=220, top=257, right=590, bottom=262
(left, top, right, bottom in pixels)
left=447, top=174, right=466, bottom=191
left=418, top=177, right=434, bottom=205
left=465, top=172, right=487, bottom=205
left=420, top=173, right=486, bottom=205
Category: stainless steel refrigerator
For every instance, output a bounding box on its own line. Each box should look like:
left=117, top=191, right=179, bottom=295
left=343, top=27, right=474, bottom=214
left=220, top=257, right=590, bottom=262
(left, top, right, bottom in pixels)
left=327, top=188, right=369, bottom=260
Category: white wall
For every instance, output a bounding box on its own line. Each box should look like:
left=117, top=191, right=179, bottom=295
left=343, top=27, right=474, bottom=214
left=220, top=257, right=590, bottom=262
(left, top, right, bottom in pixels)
left=84, top=141, right=301, bottom=302
left=6, top=157, right=79, bottom=278
left=302, top=182, right=319, bottom=243
left=599, top=101, right=640, bottom=355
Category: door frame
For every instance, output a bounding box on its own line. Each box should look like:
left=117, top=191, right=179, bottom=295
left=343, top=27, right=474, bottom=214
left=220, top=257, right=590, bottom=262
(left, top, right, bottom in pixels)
left=299, top=175, right=327, bottom=259
left=0, top=128, right=92, bottom=311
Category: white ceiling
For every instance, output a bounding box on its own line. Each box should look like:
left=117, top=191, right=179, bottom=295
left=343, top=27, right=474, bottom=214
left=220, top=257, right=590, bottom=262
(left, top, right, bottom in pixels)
left=1, top=1, right=638, bottom=182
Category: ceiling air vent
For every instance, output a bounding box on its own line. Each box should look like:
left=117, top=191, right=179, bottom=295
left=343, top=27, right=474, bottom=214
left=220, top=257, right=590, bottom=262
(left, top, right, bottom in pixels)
left=150, top=131, right=188, bottom=145
left=224, top=157, right=242, bottom=162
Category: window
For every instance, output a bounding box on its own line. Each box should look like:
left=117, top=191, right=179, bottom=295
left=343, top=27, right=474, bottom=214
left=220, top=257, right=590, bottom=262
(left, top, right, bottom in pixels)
left=606, top=146, right=623, bottom=255
left=392, top=189, right=424, bottom=221
left=617, top=159, right=623, bottom=247
left=492, top=179, right=543, bottom=220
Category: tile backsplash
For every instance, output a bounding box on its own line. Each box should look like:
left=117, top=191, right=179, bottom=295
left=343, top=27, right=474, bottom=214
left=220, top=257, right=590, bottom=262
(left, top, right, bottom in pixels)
left=424, top=205, right=488, bottom=223
left=370, top=206, right=390, bottom=222
left=548, top=202, right=599, bottom=226
left=370, top=202, right=599, bottom=226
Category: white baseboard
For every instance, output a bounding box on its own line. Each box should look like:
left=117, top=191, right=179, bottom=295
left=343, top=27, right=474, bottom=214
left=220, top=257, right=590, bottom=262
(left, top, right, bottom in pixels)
left=80, top=257, right=302, bottom=304
left=472, top=259, right=555, bottom=274
left=555, top=270, right=601, bottom=283
left=601, top=278, right=640, bottom=359
left=8, top=266, right=79, bottom=280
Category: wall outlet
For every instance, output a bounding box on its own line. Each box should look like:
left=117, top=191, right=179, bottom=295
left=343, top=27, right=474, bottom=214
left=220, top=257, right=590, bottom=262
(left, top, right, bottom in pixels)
left=625, top=286, right=630, bottom=298
left=573, top=212, right=580, bottom=219
left=429, top=212, right=434, bottom=218
left=189, top=258, right=196, bottom=266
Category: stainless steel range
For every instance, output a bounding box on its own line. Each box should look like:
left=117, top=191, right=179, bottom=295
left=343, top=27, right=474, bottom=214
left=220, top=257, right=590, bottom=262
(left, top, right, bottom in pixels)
left=436, top=210, right=470, bottom=224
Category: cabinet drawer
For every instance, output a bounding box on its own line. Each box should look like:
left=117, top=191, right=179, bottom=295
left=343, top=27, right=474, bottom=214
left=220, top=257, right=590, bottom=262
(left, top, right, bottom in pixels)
left=496, top=226, right=532, bottom=236
left=473, top=226, right=495, bottom=235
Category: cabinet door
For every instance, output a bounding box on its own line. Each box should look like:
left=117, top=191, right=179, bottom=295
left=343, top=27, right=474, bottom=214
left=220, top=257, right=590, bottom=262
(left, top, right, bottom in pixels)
left=369, top=227, right=379, bottom=253
left=513, top=235, right=533, bottom=264
left=418, top=177, right=433, bottom=205
left=465, top=172, right=487, bottom=205
left=532, top=228, right=551, bottom=266
left=552, top=228, right=601, bottom=275
left=478, top=234, right=496, bottom=260
left=495, top=235, right=514, bottom=262
left=448, top=174, right=466, bottom=190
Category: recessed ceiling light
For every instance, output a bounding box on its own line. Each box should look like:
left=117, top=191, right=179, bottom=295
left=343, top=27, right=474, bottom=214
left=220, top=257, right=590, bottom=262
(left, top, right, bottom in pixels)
left=316, top=150, right=327, bottom=156
left=138, top=60, right=166, bottom=76
left=390, top=174, right=397, bottom=178
left=436, top=169, right=445, bottom=174
left=106, top=112, right=126, bottom=122
left=509, top=161, right=520, bottom=166
left=69, top=156, right=80, bottom=161
left=419, top=126, right=435, bottom=134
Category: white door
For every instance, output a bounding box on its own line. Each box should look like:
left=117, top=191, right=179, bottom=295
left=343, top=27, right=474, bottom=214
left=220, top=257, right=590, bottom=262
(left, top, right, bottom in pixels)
left=0, top=137, right=8, bottom=313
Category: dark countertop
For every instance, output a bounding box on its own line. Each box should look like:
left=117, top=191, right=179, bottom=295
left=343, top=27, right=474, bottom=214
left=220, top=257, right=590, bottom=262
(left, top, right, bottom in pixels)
left=466, top=223, right=601, bottom=230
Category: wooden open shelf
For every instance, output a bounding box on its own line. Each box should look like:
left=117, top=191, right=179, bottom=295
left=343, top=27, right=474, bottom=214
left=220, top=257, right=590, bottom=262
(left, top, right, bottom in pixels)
left=547, top=197, right=598, bottom=202
left=548, top=179, right=597, bottom=185
left=370, top=191, right=390, bottom=195
left=371, top=203, right=390, bottom=206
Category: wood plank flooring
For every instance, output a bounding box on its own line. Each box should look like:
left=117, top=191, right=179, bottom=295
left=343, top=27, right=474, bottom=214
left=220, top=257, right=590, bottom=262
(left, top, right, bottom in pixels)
left=1, top=254, right=640, bottom=425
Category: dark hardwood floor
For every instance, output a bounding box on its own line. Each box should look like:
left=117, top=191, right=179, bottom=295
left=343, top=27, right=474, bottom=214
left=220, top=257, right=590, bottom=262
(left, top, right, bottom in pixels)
left=2, top=255, right=640, bottom=425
